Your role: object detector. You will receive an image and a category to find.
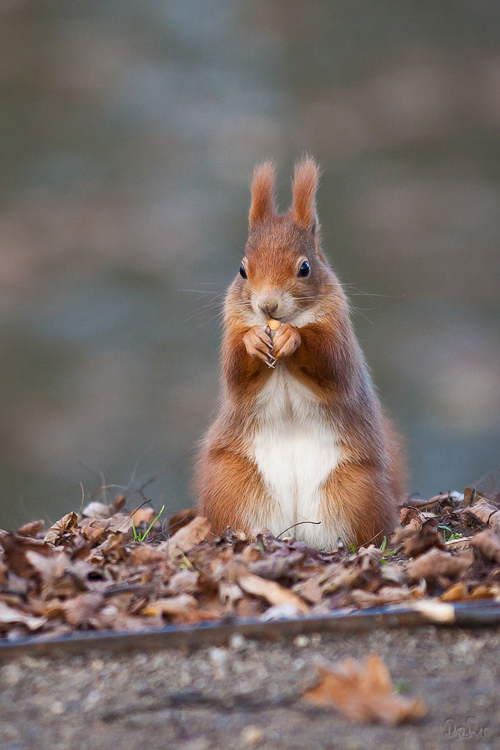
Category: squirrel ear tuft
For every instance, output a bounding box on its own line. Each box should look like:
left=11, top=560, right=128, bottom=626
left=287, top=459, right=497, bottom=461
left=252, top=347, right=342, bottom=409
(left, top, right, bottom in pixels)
left=291, top=156, right=320, bottom=230
left=249, top=161, right=276, bottom=229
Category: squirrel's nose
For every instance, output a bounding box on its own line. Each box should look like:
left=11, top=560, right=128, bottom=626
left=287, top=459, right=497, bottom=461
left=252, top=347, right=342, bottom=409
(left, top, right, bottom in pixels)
left=261, top=299, right=279, bottom=316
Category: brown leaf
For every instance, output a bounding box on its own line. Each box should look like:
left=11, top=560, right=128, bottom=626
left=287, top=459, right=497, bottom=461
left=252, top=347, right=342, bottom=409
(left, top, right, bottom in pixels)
left=162, top=516, right=211, bottom=554
left=471, top=529, right=500, bottom=563
left=467, top=584, right=500, bottom=599
left=399, top=507, right=424, bottom=527
left=440, top=581, right=468, bottom=601
left=90, top=533, right=129, bottom=564
left=45, top=512, right=78, bottom=545
left=167, top=570, right=200, bottom=595
left=303, top=653, right=427, bottom=725
left=463, top=500, right=500, bottom=532
left=238, top=573, right=309, bottom=613
left=292, top=575, right=324, bottom=604
left=110, top=494, right=127, bottom=513
left=391, top=523, right=444, bottom=558
left=104, top=515, right=134, bottom=536
left=128, top=545, right=166, bottom=565
left=0, top=600, right=46, bottom=631
left=440, top=581, right=500, bottom=602
left=130, top=507, right=156, bottom=526
left=63, top=593, right=105, bottom=627
left=26, top=550, right=90, bottom=598
left=78, top=518, right=110, bottom=546
left=380, top=563, right=408, bottom=586
left=0, top=534, right=56, bottom=578
left=17, top=520, right=45, bottom=538
left=248, top=550, right=305, bottom=580
left=406, top=548, right=473, bottom=583
left=168, top=508, right=198, bottom=534
left=141, top=594, right=197, bottom=617
left=348, top=586, right=413, bottom=608
left=444, top=536, right=472, bottom=551
left=80, top=515, right=133, bottom=545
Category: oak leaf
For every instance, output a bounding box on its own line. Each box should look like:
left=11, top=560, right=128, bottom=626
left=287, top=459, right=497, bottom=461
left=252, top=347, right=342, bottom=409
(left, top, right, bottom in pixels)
left=303, top=653, right=427, bottom=725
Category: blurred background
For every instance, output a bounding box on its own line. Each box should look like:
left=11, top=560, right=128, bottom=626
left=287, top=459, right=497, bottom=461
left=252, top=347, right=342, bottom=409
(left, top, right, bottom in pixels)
left=1, top=0, right=499, bottom=529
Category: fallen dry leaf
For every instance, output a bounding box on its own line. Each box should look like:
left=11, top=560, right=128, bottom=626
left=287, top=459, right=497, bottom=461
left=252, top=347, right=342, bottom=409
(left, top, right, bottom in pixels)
left=130, top=507, right=157, bottom=526
left=406, top=548, right=473, bottom=583
left=168, top=508, right=198, bottom=534
left=471, top=529, right=500, bottom=563
left=62, top=593, right=105, bottom=627
left=17, top=520, right=45, bottom=538
left=303, top=653, right=427, bottom=725
left=440, top=581, right=468, bottom=601
left=463, top=501, right=500, bottom=533
left=0, top=534, right=57, bottom=579
left=0, top=600, right=46, bottom=631
left=128, top=545, right=166, bottom=565
left=141, top=594, right=197, bottom=617
left=103, top=515, right=134, bottom=535
left=444, top=536, right=472, bottom=551
left=392, top=523, right=444, bottom=558
left=238, top=573, right=309, bottom=613
left=162, top=516, right=211, bottom=554
left=292, top=575, right=324, bottom=604
left=166, top=569, right=200, bottom=595
left=441, top=581, right=500, bottom=602
left=0, top=481, right=497, bottom=642
left=248, top=550, right=305, bottom=580
left=44, top=512, right=78, bottom=545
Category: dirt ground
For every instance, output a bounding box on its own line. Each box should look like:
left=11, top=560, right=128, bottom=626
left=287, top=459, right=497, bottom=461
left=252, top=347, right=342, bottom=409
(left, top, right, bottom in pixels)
left=0, top=624, right=499, bottom=750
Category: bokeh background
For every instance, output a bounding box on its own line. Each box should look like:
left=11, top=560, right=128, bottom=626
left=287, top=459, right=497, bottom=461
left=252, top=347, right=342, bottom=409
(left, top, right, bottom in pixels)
left=1, top=1, right=499, bottom=529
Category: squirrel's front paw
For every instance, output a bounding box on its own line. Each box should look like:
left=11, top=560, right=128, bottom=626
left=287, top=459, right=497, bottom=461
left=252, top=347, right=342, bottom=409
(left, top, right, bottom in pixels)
left=243, top=326, right=276, bottom=368
left=273, top=324, right=301, bottom=359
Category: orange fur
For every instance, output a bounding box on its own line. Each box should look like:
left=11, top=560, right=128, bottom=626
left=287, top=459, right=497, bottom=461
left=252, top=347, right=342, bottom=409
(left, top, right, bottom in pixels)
left=248, top=161, right=276, bottom=229
left=195, top=159, right=405, bottom=549
left=292, top=156, right=319, bottom=228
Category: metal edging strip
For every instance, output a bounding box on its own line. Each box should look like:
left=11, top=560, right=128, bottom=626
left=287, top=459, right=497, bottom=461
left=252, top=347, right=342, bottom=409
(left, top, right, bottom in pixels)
left=0, top=602, right=500, bottom=661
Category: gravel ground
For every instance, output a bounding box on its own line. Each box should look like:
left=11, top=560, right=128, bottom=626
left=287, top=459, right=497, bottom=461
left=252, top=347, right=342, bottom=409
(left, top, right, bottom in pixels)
left=0, top=625, right=499, bottom=750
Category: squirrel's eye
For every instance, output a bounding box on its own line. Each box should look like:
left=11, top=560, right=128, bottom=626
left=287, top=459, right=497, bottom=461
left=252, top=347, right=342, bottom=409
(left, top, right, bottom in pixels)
left=239, top=263, right=247, bottom=279
left=297, top=260, right=310, bottom=278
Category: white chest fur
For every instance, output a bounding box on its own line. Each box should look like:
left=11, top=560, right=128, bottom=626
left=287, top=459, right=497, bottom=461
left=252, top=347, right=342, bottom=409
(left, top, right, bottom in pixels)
left=247, top=365, right=345, bottom=548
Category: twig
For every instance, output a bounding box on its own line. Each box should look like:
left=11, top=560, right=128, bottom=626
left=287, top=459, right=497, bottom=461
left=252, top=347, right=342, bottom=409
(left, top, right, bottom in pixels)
left=277, top=521, right=321, bottom=539
left=127, top=499, right=152, bottom=519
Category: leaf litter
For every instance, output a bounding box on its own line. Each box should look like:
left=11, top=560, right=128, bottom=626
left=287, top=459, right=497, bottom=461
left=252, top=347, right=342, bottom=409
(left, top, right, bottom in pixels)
left=1, top=479, right=500, bottom=640
left=1, top=476, right=500, bottom=723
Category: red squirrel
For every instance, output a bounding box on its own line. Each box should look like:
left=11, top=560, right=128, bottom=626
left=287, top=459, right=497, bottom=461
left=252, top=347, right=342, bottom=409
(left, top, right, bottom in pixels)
left=195, top=157, right=405, bottom=549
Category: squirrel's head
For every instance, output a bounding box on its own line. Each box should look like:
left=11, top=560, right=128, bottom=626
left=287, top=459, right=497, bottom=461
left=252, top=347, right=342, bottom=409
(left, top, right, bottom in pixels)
left=231, top=157, right=339, bottom=327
